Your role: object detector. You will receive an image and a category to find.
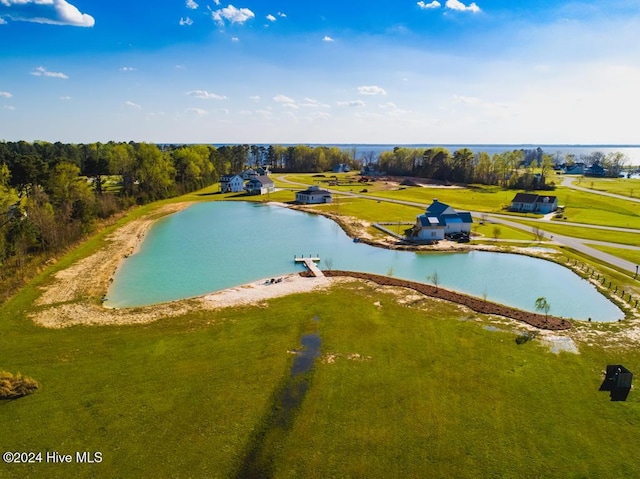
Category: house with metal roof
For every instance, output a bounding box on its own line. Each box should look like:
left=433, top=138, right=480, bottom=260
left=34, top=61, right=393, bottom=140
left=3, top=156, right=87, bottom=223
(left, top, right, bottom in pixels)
left=295, top=185, right=332, bottom=204
left=409, top=199, right=473, bottom=241
left=510, top=193, right=558, bottom=214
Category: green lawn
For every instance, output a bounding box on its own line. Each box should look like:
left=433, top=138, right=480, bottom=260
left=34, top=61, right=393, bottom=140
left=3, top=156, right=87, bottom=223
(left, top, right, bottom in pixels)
left=574, top=177, right=640, bottom=198
left=3, top=179, right=640, bottom=478
left=553, top=186, right=640, bottom=229
left=510, top=219, right=640, bottom=247
left=588, top=244, right=640, bottom=266
left=2, top=281, right=639, bottom=478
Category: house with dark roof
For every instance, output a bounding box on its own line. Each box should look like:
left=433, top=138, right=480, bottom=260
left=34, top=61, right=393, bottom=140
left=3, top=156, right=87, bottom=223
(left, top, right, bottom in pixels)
left=295, top=185, right=332, bottom=204
left=510, top=193, right=558, bottom=214
left=219, top=174, right=244, bottom=193
left=409, top=199, right=473, bottom=241
left=562, top=162, right=585, bottom=175
left=244, top=175, right=275, bottom=195
left=585, top=162, right=606, bottom=177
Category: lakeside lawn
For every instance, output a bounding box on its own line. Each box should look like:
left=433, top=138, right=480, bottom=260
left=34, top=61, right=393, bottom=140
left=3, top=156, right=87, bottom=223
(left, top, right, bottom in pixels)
left=3, top=179, right=640, bottom=478
left=574, top=177, right=640, bottom=198
left=1, top=280, right=639, bottom=478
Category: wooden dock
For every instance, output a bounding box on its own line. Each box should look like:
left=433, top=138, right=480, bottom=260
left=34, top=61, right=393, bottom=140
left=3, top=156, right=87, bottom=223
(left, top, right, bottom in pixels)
left=294, top=255, right=324, bottom=278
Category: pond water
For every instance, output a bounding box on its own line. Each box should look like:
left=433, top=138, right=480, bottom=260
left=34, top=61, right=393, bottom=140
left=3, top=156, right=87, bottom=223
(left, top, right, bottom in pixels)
left=106, top=202, right=623, bottom=322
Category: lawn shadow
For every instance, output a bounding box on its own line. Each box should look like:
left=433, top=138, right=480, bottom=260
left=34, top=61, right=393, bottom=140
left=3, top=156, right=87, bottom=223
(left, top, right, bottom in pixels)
left=234, top=320, right=322, bottom=479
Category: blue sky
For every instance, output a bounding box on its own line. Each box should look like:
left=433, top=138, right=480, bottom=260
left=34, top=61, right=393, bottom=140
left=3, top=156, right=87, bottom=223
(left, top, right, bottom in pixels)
left=1, top=0, right=639, bottom=144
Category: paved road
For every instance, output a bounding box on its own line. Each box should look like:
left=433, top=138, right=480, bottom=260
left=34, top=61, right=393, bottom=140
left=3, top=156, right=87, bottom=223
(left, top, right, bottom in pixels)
left=278, top=176, right=640, bottom=276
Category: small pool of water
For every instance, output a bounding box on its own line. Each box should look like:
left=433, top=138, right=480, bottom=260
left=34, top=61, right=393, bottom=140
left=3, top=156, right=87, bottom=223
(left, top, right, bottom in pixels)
left=106, top=202, right=624, bottom=322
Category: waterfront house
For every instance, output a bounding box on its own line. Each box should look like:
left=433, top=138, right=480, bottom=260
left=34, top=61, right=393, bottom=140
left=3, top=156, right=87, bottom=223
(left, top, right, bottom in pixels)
left=510, top=193, right=558, bottom=214
left=219, top=174, right=245, bottom=193
left=562, top=162, right=585, bottom=175
left=244, top=175, right=275, bottom=195
left=585, top=162, right=606, bottom=177
left=296, top=185, right=332, bottom=204
left=409, top=199, right=473, bottom=241
left=333, top=163, right=350, bottom=173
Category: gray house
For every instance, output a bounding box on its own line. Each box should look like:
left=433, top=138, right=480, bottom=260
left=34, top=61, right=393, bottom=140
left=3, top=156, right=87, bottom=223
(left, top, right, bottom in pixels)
left=296, top=185, right=332, bottom=204
left=409, top=199, right=473, bottom=241
left=244, top=175, right=275, bottom=195
left=510, top=193, right=558, bottom=214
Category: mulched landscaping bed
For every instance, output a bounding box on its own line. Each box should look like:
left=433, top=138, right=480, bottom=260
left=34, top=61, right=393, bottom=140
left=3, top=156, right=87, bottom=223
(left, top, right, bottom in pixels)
left=315, top=270, right=572, bottom=331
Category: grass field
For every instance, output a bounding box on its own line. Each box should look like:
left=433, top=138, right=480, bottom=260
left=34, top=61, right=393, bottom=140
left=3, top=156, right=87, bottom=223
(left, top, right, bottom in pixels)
left=588, top=244, right=640, bottom=266
left=2, top=176, right=640, bottom=478
left=2, top=279, right=640, bottom=478
left=574, top=177, right=640, bottom=198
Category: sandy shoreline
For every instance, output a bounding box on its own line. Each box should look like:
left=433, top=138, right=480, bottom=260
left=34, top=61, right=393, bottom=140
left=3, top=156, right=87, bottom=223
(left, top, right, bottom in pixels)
left=28, top=200, right=640, bottom=347
left=30, top=201, right=336, bottom=328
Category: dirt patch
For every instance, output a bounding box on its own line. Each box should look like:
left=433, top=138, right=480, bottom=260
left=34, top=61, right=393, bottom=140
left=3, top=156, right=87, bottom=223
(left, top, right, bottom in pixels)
left=36, top=202, right=193, bottom=307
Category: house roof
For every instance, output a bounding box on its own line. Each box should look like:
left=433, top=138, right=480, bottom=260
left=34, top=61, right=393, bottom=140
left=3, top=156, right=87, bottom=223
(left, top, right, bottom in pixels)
left=511, top=193, right=539, bottom=204
left=298, top=185, right=331, bottom=196
left=246, top=175, right=272, bottom=185
left=220, top=174, right=242, bottom=182
left=417, top=200, right=472, bottom=228
left=511, top=193, right=557, bottom=204
left=425, top=199, right=450, bottom=216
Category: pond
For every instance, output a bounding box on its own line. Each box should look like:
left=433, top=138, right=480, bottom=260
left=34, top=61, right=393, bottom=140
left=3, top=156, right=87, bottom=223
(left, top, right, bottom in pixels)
left=106, top=202, right=623, bottom=322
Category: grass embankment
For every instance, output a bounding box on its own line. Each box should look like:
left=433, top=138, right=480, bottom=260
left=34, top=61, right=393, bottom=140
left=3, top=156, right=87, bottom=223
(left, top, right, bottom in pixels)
left=2, top=281, right=639, bottom=478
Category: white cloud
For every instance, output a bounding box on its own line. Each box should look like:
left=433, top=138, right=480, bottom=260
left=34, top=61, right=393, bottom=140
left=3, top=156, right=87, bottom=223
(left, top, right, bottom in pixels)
left=124, top=101, right=141, bottom=110
left=337, top=100, right=366, bottom=108
left=249, top=95, right=260, bottom=102
left=212, top=5, right=255, bottom=26
left=277, top=12, right=286, bottom=18
left=417, top=1, right=441, bottom=9
left=186, top=108, right=208, bottom=116
left=323, top=35, right=335, bottom=42
left=179, top=16, right=193, bottom=26
left=120, top=66, right=136, bottom=71
left=358, top=85, right=387, bottom=96
left=300, top=98, right=330, bottom=108
left=0, top=91, right=12, bottom=98
left=266, top=13, right=276, bottom=22
left=231, top=36, right=239, bottom=42
left=31, top=66, right=68, bottom=79
left=445, top=0, right=480, bottom=13
left=273, top=94, right=295, bottom=104
left=0, top=17, right=7, bottom=24
left=0, top=0, right=94, bottom=27
left=186, top=0, right=198, bottom=9
left=3, top=105, right=16, bottom=110
left=60, top=96, right=71, bottom=100
left=186, top=90, right=227, bottom=100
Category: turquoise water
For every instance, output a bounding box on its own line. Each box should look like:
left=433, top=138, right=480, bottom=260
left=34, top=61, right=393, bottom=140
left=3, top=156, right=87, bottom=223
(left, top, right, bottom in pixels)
left=106, top=202, right=623, bottom=322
